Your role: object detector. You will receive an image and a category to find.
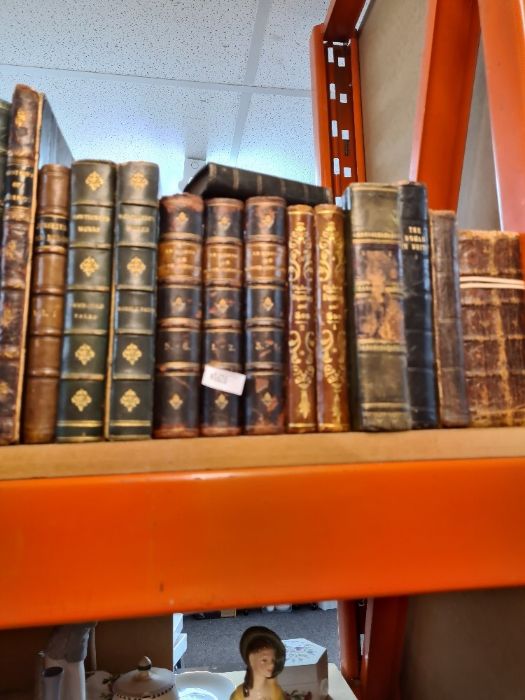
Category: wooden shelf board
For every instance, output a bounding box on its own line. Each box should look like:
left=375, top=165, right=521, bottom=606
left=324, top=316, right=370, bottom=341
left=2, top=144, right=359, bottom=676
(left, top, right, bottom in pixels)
left=1, top=426, right=525, bottom=480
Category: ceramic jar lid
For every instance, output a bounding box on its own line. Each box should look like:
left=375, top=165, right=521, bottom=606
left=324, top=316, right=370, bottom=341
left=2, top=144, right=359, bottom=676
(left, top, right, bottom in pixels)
left=112, top=657, right=178, bottom=699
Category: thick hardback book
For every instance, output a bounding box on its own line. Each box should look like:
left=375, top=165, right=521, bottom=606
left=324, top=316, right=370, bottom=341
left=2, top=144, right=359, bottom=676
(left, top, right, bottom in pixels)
left=397, top=182, right=437, bottom=428
left=314, top=204, right=350, bottom=432
left=105, top=161, right=160, bottom=440
left=154, top=193, right=204, bottom=438
left=459, top=229, right=525, bottom=426
left=244, top=196, right=286, bottom=434
left=286, top=204, right=316, bottom=432
left=56, top=160, right=116, bottom=442
left=428, top=211, right=469, bottom=427
left=201, top=197, right=243, bottom=436
left=0, top=84, right=71, bottom=445
left=0, top=99, right=10, bottom=225
left=344, top=183, right=411, bottom=431
left=184, top=162, right=333, bottom=207
left=22, top=164, right=70, bottom=443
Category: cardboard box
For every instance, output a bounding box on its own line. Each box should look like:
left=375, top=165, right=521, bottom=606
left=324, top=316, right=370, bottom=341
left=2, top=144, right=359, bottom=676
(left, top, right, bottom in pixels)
left=280, top=638, right=329, bottom=700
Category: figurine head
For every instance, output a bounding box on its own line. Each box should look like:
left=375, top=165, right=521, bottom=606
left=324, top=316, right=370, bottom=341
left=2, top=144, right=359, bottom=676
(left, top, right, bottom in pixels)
left=240, top=626, right=286, bottom=694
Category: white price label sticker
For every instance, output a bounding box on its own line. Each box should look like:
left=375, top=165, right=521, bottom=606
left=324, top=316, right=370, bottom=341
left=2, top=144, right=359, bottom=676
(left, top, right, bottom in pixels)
left=201, top=365, right=246, bottom=396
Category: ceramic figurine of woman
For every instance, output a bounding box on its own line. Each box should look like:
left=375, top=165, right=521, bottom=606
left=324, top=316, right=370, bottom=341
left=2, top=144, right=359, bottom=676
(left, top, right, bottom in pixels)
left=230, top=626, right=286, bottom=700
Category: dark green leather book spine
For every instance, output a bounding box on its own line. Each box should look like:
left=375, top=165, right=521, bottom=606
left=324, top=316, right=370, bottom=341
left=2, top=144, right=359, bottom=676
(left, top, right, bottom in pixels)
left=154, top=193, right=203, bottom=438
left=201, top=198, right=243, bottom=436
left=345, top=183, right=411, bottom=431
left=56, top=160, right=116, bottom=442
left=398, top=182, right=437, bottom=428
left=0, top=99, right=10, bottom=226
left=105, top=161, right=159, bottom=440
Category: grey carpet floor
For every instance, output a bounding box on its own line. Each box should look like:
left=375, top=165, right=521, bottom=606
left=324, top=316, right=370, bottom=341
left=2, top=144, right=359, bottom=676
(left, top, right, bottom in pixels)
left=182, top=607, right=340, bottom=672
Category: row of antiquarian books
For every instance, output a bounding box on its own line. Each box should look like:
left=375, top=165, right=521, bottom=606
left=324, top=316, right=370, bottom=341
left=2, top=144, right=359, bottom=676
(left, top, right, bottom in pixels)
left=1, top=83, right=525, bottom=445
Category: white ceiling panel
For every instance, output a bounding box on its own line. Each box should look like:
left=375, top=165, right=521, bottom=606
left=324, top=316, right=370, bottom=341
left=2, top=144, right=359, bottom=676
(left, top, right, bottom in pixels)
left=236, top=93, right=315, bottom=184
left=0, top=0, right=258, bottom=84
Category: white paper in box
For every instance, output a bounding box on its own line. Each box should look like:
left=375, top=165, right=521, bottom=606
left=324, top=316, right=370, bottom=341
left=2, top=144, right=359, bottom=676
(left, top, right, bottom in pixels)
left=280, top=638, right=329, bottom=700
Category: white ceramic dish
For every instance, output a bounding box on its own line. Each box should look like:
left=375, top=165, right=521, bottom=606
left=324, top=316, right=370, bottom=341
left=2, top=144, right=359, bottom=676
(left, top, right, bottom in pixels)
left=175, top=671, right=235, bottom=700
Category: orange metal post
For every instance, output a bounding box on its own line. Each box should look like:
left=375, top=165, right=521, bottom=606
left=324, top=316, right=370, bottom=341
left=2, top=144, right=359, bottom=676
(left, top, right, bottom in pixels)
left=338, top=599, right=361, bottom=694
left=350, top=31, right=366, bottom=182
left=324, top=0, right=368, bottom=41
left=478, top=0, right=525, bottom=231
left=310, top=24, right=333, bottom=188
left=410, top=0, right=480, bottom=210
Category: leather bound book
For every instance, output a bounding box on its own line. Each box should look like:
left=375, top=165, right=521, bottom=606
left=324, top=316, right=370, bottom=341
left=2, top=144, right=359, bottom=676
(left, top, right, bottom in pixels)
left=314, top=204, right=350, bottom=432
left=286, top=205, right=316, bottom=432
left=244, top=196, right=286, bottom=434
left=22, top=164, right=70, bottom=443
left=106, top=161, right=159, bottom=440
left=56, top=160, right=116, bottom=442
left=428, top=211, right=469, bottom=427
left=397, top=182, right=437, bottom=428
left=0, top=99, right=10, bottom=225
left=184, top=162, right=333, bottom=207
left=154, top=193, right=203, bottom=438
left=459, top=229, right=525, bottom=426
left=201, top=198, right=243, bottom=437
left=345, top=183, right=411, bottom=431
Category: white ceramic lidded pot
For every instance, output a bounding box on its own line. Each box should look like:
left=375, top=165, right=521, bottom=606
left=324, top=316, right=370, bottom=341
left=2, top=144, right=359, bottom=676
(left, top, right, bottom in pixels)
left=112, top=657, right=179, bottom=700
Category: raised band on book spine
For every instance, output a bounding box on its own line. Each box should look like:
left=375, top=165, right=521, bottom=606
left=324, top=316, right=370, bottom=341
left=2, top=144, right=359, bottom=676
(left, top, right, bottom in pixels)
left=201, top=198, right=243, bottom=436
left=397, top=182, right=437, bottom=428
left=22, top=164, right=70, bottom=443
left=56, top=160, right=116, bottom=442
left=154, top=193, right=204, bottom=438
left=286, top=205, right=316, bottom=432
left=105, top=161, right=159, bottom=440
left=345, top=183, right=411, bottom=431
left=244, top=196, right=286, bottom=435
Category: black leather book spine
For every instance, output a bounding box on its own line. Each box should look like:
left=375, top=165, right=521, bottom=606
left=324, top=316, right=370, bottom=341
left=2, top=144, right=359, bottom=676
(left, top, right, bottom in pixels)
left=0, top=99, right=10, bottom=226
left=56, top=160, right=116, bottom=441
left=201, top=198, right=243, bottom=436
left=398, top=182, right=437, bottom=428
left=106, top=161, right=159, bottom=440
left=154, top=193, right=203, bottom=438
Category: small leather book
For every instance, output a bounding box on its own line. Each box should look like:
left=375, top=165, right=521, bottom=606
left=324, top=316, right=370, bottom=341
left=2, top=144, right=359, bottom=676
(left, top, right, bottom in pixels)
left=286, top=205, right=316, bottom=432
left=56, top=160, right=116, bottom=442
left=0, top=99, right=10, bottom=225
left=459, top=229, right=525, bottom=426
left=184, top=162, right=333, bottom=207
left=22, top=164, right=70, bottom=443
left=201, top=197, right=243, bottom=437
left=314, top=204, right=350, bottom=432
left=244, top=196, right=286, bottom=434
left=428, top=211, right=469, bottom=427
left=345, top=183, right=411, bottom=431
left=397, top=182, right=437, bottom=428
left=154, top=193, right=204, bottom=438
left=105, top=161, right=160, bottom=440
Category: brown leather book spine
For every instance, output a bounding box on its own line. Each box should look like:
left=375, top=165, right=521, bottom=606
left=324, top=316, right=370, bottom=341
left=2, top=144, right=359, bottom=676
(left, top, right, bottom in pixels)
left=459, top=229, right=525, bottom=426
left=0, top=85, right=43, bottom=444
left=22, top=165, right=70, bottom=443
left=428, top=211, right=469, bottom=427
left=314, top=204, right=350, bottom=432
left=201, top=198, right=243, bottom=436
left=0, top=99, right=10, bottom=226
left=244, top=196, right=286, bottom=435
left=153, top=193, right=203, bottom=438
left=286, top=205, right=316, bottom=432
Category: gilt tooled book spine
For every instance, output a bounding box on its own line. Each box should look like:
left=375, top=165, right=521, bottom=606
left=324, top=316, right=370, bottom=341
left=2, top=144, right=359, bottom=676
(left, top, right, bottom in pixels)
left=286, top=205, right=316, bottom=432
left=105, top=161, right=159, bottom=440
left=55, top=160, right=116, bottom=442
left=201, top=198, right=243, bottom=436
left=314, top=204, right=349, bottom=432
left=0, top=99, right=10, bottom=226
left=0, top=85, right=44, bottom=445
left=345, top=183, right=411, bottom=431
left=153, top=193, right=203, bottom=438
left=22, top=165, right=70, bottom=443
left=428, top=211, right=469, bottom=427
left=459, top=229, right=525, bottom=426
left=397, top=182, right=437, bottom=428
left=244, top=196, right=286, bottom=435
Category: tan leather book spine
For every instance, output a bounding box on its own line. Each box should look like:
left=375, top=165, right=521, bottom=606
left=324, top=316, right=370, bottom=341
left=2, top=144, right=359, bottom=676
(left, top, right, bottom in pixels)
left=459, top=229, right=525, bottom=426
left=286, top=204, right=316, bottom=432
left=314, top=204, right=350, bottom=432
left=428, top=211, right=469, bottom=427
left=0, top=85, right=44, bottom=445
left=22, top=165, right=70, bottom=443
